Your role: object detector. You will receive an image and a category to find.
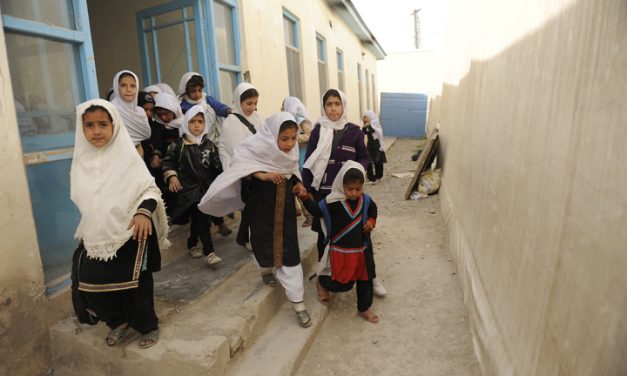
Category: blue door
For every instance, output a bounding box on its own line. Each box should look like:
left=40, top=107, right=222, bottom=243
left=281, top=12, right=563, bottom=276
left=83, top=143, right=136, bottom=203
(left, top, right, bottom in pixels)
left=1, top=0, right=99, bottom=293
left=379, top=92, right=428, bottom=138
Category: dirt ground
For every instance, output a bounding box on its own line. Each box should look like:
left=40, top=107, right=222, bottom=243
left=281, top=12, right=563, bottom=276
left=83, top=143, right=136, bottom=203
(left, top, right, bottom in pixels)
left=298, top=139, right=481, bottom=376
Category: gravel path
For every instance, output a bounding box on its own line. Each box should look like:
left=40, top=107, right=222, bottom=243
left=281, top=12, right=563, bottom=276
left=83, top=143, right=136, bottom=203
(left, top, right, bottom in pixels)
left=298, top=138, right=481, bottom=376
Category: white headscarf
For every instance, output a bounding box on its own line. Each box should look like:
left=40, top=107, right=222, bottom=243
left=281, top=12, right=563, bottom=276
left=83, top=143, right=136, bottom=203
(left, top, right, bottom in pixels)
left=70, top=99, right=170, bottom=261
left=282, top=96, right=311, bottom=123
left=199, top=112, right=300, bottom=217
left=110, top=70, right=151, bottom=145
left=303, top=89, right=348, bottom=189
left=144, top=85, right=161, bottom=94
left=180, top=105, right=208, bottom=144
left=325, top=161, right=366, bottom=204
left=178, top=72, right=218, bottom=134
left=153, top=92, right=184, bottom=131
left=231, top=82, right=264, bottom=128
left=155, top=83, right=176, bottom=96
left=363, top=110, right=386, bottom=151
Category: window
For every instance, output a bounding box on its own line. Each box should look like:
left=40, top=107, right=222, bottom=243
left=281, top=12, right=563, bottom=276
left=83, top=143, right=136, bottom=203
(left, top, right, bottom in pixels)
left=357, top=63, right=364, bottom=116
left=283, top=9, right=302, bottom=99
left=316, top=34, right=327, bottom=96
left=2, top=0, right=98, bottom=292
left=336, top=48, right=345, bottom=92
left=372, top=73, right=377, bottom=110
left=137, top=0, right=242, bottom=102
left=365, top=68, right=371, bottom=110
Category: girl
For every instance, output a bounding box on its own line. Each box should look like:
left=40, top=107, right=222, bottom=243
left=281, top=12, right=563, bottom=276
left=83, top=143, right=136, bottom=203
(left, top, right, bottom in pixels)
left=362, top=110, right=387, bottom=184
left=162, top=105, right=224, bottom=265
left=70, top=99, right=169, bottom=348
left=199, top=112, right=312, bottom=328
left=178, top=72, right=231, bottom=118
left=153, top=92, right=184, bottom=147
left=218, top=83, right=264, bottom=170
left=303, top=89, right=387, bottom=297
left=109, top=70, right=151, bottom=153
left=301, top=161, right=379, bottom=323
left=282, top=96, right=314, bottom=227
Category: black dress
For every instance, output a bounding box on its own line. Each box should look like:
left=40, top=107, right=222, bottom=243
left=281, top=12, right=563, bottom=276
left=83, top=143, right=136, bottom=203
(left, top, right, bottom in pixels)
left=246, top=175, right=301, bottom=268
left=362, top=125, right=386, bottom=181
left=71, top=199, right=161, bottom=334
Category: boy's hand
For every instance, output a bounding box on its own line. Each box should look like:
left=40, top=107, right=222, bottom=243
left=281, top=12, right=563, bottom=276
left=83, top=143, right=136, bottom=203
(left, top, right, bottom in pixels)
left=293, top=182, right=308, bottom=198
left=169, top=176, right=182, bottom=192
left=363, top=219, right=376, bottom=233
left=150, top=155, right=162, bottom=169
left=128, top=213, right=153, bottom=241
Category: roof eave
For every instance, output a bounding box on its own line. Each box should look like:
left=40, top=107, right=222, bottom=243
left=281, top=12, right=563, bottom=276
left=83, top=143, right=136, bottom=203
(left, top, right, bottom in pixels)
left=327, top=0, right=387, bottom=60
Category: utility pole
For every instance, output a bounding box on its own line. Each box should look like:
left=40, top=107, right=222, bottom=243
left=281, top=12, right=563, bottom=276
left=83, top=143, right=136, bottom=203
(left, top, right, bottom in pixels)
left=412, top=8, right=422, bottom=49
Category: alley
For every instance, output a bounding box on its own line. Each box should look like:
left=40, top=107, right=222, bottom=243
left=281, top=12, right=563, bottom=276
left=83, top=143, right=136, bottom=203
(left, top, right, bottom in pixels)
left=298, top=139, right=481, bottom=375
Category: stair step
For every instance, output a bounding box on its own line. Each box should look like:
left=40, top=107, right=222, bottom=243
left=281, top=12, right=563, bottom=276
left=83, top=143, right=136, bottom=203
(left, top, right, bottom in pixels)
left=50, top=221, right=318, bottom=376
left=227, top=292, right=328, bottom=376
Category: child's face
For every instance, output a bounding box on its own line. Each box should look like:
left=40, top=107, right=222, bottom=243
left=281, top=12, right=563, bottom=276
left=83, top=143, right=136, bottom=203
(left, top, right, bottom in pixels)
left=142, top=103, right=154, bottom=120
left=188, top=113, right=205, bottom=136
left=155, top=107, right=175, bottom=123
left=277, top=127, right=298, bottom=153
left=118, top=75, right=137, bottom=103
left=241, top=96, right=258, bottom=117
left=343, top=181, right=364, bottom=201
left=187, top=85, right=204, bottom=102
left=362, top=115, right=371, bottom=126
left=82, top=109, right=113, bottom=148
left=324, top=96, right=343, bottom=121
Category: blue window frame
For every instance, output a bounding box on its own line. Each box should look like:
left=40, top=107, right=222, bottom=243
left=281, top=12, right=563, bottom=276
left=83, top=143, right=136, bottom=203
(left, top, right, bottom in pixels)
left=1, top=0, right=98, bottom=294
left=336, top=48, right=345, bottom=92
left=316, top=33, right=327, bottom=96
left=137, top=0, right=241, bottom=102
left=283, top=8, right=303, bottom=99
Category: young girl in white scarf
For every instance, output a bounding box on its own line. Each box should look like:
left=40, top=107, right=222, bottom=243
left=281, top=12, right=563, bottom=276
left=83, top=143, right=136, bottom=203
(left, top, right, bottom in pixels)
left=162, top=105, right=224, bottom=266
left=199, top=112, right=312, bottom=328
left=70, top=99, right=169, bottom=349
left=109, top=70, right=151, bottom=153
left=362, top=110, right=387, bottom=184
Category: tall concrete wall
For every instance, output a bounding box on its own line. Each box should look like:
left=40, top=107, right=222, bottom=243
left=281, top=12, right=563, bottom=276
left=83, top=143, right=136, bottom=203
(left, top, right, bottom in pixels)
left=0, top=20, right=50, bottom=376
left=430, top=0, right=627, bottom=374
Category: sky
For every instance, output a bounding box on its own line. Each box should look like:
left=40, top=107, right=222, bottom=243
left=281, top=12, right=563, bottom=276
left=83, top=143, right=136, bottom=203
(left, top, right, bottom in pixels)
left=352, top=0, right=447, bottom=53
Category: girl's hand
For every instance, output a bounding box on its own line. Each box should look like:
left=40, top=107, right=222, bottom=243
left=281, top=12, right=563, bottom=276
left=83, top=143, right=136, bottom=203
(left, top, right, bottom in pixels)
left=254, top=172, right=285, bottom=184
left=128, top=213, right=153, bottom=241
left=363, top=219, right=375, bottom=233
left=293, top=183, right=308, bottom=198
left=169, top=176, right=182, bottom=192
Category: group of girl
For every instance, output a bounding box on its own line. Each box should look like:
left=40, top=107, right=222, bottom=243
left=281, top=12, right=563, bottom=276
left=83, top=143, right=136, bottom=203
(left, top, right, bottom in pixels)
left=70, top=68, right=387, bottom=350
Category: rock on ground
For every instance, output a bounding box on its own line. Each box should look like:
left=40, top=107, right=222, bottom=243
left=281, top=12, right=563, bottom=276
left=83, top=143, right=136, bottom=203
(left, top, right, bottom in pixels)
left=298, top=139, right=481, bottom=376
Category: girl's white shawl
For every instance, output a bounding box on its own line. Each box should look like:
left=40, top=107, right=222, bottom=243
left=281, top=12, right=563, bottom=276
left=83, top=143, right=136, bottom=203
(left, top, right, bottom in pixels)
left=303, top=89, right=349, bottom=190
left=71, top=99, right=169, bottom=261
left=110, top=70, right=151, bottom=145
left=363, top=110, right=386, bottom=151
left=153, top=92, right=184, bottom=131
left=219, top=82, right=264, bottom=169
left=178, top=72, right=218, bottom=139
left=282, top=96, right=311, bottom=123
left=199, top=111, right=300, bottom=217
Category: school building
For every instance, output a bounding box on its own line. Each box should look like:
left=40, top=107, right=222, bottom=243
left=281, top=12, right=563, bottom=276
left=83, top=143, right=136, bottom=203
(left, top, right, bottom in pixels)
left=0, top=0, right=384, bottom=374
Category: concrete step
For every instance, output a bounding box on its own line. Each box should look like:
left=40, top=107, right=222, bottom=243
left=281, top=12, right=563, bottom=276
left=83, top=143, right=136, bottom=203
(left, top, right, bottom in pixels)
left=49, top=219, right=318, bottom=376
left=226, top=291, right=328, bottom=376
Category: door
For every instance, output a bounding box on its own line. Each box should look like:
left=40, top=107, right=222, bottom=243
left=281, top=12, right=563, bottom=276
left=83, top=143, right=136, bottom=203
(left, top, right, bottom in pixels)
left=379, top=92, right=428, bottom=138
left=1, top=0, right=99, bottom=293
left=136, top=0, right=242, bottom=103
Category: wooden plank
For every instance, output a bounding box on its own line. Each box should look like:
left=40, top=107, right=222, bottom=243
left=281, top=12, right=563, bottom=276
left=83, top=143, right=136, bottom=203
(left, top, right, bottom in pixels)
left=404, top=128, right=439, bottom=199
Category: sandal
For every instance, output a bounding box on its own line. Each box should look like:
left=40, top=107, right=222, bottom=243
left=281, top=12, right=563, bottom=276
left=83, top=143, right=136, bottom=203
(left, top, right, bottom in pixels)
left=358, top=309, right=379, bottom=324
left=138, top=329, right=159, bottom=349
left=261, top=272, right=277, bottom=285
left=316, top=280, right=331, bottom=305
left=105, top=325, right=129, bottom=346
left=296, top=310, right=312, bottom=328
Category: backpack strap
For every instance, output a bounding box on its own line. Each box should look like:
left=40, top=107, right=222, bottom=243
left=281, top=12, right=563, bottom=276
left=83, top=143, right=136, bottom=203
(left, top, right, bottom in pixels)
left=233, top=113, right=257, bottom=135
left=318, top=200, right=332, bottom=246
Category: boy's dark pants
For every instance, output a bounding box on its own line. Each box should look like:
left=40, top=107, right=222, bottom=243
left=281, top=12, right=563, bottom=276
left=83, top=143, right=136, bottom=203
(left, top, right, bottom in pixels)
left=367, top=162, right=384, bottom=181
left=188, top=206, right=215, bottom=255
left=318, top=276, right=374, bottom=313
